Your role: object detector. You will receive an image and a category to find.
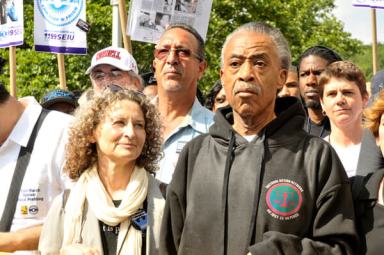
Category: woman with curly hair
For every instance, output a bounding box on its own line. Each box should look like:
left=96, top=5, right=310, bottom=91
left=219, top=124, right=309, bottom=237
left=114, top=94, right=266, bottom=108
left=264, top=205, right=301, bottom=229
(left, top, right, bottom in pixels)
left=39, top=88, right=163, bottom=255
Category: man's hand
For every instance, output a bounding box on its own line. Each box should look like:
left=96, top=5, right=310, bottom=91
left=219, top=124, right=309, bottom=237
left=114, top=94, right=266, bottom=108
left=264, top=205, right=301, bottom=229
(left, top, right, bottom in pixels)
left=60, top=244, right=101, bottom=255
left=0, top=225, right=41, bottom=252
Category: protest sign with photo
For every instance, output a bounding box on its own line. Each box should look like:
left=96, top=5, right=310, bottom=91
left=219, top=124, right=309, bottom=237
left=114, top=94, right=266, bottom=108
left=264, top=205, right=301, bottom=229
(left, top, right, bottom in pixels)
left=127, top=0, right=213, bottom=44
left=0, top=0, right=23, bottom=48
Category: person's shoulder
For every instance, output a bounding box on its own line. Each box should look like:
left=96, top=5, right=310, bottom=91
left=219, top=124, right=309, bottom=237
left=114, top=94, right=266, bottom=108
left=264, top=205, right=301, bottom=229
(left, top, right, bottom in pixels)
left=306, top=135, right=337, bottom=156
left=190, top=100, right=214, bottom=132
left=352, top=169, right=384, bottom=199
left=192, top=99, right=214, bottom=118
left=46, top=109, right=73, bottom=119
left=188, top=132, right=211, bottom=144
left=180, top=133, right=211, bottom=155
left=148, top=175, right=165, bottom=200
left=289, top=131, right=334, bottom=155
left=307, top=133, right=331, bottom=145
left=45, top=110, right=74, bottom=125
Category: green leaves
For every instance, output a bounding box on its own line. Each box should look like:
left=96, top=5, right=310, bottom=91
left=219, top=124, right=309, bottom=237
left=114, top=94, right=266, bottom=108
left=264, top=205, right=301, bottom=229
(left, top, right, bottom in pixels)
left=0, top=0, right=363, bottom=100
left=0, top=1, right=112, bottom=98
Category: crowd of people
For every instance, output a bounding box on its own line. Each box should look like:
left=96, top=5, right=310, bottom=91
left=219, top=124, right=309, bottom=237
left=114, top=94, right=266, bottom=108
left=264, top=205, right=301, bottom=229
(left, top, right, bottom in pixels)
left=1, top=21, right=384, bottom=254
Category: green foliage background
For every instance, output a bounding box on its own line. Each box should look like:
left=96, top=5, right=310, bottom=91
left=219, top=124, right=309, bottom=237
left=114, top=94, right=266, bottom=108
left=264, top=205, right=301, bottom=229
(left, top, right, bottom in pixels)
left=0, top=0, right=365, bottom=99
left=350, top=44, right=384, bottom=82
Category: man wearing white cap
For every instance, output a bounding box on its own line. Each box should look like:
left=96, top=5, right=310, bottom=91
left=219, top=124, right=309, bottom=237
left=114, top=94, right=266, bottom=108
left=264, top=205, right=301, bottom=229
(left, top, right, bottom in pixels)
left=86, top=46, right=143, bottom=94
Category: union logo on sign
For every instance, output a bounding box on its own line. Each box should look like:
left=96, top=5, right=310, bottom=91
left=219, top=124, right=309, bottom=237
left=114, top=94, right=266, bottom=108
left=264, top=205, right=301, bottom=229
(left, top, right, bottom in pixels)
left=37, top=0, right=84, bottom=27
left=266, top=182, right=302, bottom=217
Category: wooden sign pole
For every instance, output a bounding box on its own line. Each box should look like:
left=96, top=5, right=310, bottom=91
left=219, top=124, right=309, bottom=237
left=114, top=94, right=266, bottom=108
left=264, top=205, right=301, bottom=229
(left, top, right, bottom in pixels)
left=118, top=0, right=132, bottom=53
left=371, top=8, right=378, bottom=75
left=57, top=53, right=67, bottom=90
left=9, top=46, right=16, bottom=97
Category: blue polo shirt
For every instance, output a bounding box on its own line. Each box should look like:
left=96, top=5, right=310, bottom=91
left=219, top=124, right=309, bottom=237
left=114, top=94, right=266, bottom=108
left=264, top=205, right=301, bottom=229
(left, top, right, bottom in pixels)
left=156, top=99, right=214, bottom=184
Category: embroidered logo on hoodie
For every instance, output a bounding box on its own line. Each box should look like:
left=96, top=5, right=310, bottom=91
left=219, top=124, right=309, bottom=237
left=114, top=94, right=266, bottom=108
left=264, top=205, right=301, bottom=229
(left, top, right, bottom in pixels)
left=265, top=179, right=303, bottom=220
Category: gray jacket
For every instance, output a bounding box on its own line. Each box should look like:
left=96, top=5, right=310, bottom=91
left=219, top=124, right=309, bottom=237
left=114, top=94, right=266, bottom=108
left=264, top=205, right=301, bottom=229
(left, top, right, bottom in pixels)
left=39, top=175, right=164, bottom=255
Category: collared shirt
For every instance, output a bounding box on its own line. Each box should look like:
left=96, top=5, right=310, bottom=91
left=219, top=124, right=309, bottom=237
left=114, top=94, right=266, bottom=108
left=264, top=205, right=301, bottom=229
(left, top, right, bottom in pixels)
left=156, top=98, right=214, bottom=184
left=0, top=97, right=73, bottom=233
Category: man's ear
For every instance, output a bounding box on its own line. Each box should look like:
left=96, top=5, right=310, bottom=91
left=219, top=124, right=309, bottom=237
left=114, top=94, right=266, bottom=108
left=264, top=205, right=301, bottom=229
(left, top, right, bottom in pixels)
left=152, top=60, right=156, bottom=72
left=197, top=60, right=207, bottom=80
left=277, top=69, right=288, bottom=90
left=134, top=77, right=143, bottom=91
left=220, top=67, right=224, bottom=81
left=363, top=93, right=369, bottom=108
left=320, top=98, right=325, bottom=111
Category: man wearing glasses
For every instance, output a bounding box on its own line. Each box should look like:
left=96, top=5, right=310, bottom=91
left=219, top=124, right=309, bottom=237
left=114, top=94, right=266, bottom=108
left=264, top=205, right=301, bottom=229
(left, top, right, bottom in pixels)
left=152, top=23, right=214, bottom=184
left=160, top=22, right=358, bottom=255
left=85, top=46, right=143, bottom=94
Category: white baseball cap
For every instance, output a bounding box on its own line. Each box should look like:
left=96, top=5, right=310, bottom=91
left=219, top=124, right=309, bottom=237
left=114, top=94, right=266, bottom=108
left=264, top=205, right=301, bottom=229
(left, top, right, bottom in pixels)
left=85, top=46, right=139, bottom=75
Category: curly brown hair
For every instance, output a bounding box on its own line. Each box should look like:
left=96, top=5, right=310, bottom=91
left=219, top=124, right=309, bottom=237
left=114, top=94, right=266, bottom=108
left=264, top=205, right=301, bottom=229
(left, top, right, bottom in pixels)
left=64, top=89, right=162, bottom=180
left=364, top=90, right=384, bottom=138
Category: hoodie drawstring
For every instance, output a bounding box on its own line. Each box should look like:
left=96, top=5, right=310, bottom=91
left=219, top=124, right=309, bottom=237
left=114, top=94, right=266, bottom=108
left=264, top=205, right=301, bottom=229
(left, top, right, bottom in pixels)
left=223, top=130, right=236, bottom=255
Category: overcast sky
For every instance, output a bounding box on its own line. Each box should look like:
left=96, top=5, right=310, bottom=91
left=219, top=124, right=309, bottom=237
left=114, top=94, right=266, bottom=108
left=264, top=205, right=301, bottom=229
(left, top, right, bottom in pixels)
left=333, top=0, right=384, bottom=44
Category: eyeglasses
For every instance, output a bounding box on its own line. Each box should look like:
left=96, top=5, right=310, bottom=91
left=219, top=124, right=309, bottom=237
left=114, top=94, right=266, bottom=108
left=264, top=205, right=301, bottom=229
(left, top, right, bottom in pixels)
left=153, top=47, right=202, bottom=61
left=90, top=70, right=124, bottom=81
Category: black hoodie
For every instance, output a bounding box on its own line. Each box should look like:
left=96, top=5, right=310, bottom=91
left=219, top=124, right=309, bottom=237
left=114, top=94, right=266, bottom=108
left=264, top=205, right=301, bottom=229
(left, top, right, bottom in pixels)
left=160, top=97, right=359, bottom=255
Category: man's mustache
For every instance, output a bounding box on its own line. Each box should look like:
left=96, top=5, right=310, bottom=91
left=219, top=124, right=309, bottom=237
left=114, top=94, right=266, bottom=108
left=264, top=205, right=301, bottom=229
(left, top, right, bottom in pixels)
left=233, top=82, right=261, bottom=95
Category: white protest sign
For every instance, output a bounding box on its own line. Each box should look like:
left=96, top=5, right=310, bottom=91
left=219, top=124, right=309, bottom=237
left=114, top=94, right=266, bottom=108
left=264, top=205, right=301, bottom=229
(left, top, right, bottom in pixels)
left=34, top=0, right=87, bottom=54
left=127, top=0, right=213, bottom=44
left=0, top=0, right=23, bottom=48
left=353, top=0, right=384, bottom=8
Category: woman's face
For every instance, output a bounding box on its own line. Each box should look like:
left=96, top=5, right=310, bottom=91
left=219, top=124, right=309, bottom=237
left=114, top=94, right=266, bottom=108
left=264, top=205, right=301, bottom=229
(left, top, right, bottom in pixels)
left=213, top=87, right=228, bottom=112
left=320, top=78, right=367, bottom=128
left=93, top=100, right=146, bottom=164
left=377, top=114, right=384, bottom=157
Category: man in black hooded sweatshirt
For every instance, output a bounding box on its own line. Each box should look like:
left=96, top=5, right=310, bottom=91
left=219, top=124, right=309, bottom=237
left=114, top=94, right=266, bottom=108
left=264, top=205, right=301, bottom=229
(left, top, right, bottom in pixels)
left=160, top=22, right=359, bottom=255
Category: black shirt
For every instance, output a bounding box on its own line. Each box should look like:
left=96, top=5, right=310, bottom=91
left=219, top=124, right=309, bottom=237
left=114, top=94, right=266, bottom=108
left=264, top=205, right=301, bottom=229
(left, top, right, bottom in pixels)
left=304, top=116, right=330, bottom=138
left=99, top=200, right=121, bottom=255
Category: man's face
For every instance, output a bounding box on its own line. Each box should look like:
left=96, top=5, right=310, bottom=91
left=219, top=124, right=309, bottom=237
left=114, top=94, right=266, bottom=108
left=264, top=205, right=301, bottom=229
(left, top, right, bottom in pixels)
left=90, top=64, right=141, bottom=94
left=220, top=31, right=286, bottom=119
left=277, top=70, right=300, bottom=98
left=213, top=87, right=228, bottom=112
left=299, top=55, right=328, bottom=108
left=153, top=28, right=206, bottom=95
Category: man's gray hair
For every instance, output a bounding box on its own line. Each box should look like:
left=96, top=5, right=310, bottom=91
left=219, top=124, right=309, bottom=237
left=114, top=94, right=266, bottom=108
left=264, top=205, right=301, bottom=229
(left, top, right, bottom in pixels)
left=220, top=22, right=291, bottom=70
